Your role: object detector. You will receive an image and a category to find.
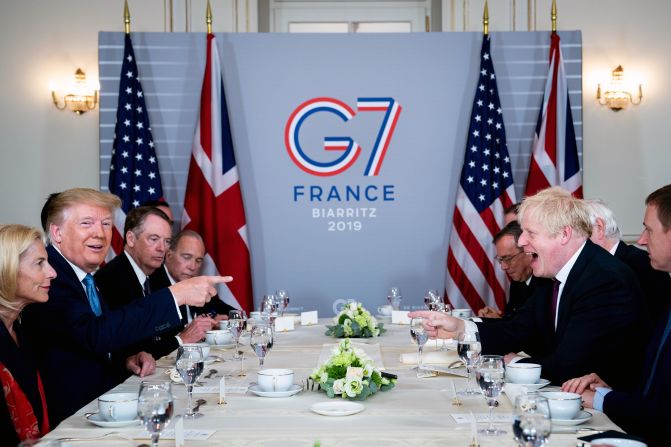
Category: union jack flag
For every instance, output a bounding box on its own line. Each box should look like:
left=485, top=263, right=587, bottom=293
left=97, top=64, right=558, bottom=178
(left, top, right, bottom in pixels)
left=182, top=34, right=253, bottom=312
left=108, top=34, right=164, bottom=256
left=445, top=35, right=515, bottom=313
left=525, top=33, right=582, bottom=198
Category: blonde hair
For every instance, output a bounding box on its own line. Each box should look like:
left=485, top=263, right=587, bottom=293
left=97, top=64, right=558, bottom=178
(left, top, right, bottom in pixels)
left=518, top=187, right=592, bottom=238
left=46, top=188, right=121, bottom=239
left=0, top=224, right=44, bottom=316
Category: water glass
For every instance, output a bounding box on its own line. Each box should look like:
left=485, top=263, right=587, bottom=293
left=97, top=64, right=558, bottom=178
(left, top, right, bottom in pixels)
left=388, top=286, right=402, bottom=309
left=275, top=289, right=290, bottom=316
left=175, top=345, right=204, bottom=419
left=250, top=324, right=273, bottom=366
left=457, top=332, right=482, bottom=395
left=138, top=381, right=174, bottom=447
left=513, top=394, right=552, bottom=447
left=229, top=318, right=246, bottom=360
left=476, top=355, right=506, bottom=436
left=410, top=317, right=429, bottom=376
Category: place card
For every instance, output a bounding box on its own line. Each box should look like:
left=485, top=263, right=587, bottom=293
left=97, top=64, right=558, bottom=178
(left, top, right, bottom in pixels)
left=391, top=310, right=411, bottom=325
left=174, top=416, right=184, bottom=447
left=301, top=310, right=318, bottom=325
left=274, top=316, right=295, bottom=332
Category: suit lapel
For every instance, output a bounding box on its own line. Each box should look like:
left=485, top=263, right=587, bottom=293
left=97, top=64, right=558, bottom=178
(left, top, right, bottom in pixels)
left=47, top=245, right=89, bottom=305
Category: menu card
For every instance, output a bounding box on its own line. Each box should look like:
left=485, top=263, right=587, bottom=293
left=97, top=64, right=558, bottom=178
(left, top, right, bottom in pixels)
left=391, top=310, right=411, bottom=325
left=274, top=316, right=295, bottom=332
left=301, top=310, right=318, bottom=325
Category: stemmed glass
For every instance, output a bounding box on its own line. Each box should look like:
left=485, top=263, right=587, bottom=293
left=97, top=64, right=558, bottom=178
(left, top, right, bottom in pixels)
left=457, top=332, right=482, bottom=395
left=513, top=394, right=552, bottom=447
left=475, top=355, right=506, bottom=436
left=228, top=309, right=246, bottom=321
left=229, top=318, right=246, bottom=361
left=250, top=324, right=273, bottom=366
left=410, top=317, right=430, bottom=377
left=424, top=289, right=442, bottom=310
left=261, top=295, right=278, bottom=320
left=137, top=381, right=174, bottom=447
left=175, top=345, right=204, bottom=419
left=275, top=290, right=290, bottom=316
left=388, top=287, right=402, bottom=310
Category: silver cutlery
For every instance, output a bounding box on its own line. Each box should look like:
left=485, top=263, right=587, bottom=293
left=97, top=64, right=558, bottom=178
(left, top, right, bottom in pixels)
left=204, top=368, right=218, bottom=379
left=192, top=398, right=207, bottom=413
left=57, top=431, right=134, bottom=444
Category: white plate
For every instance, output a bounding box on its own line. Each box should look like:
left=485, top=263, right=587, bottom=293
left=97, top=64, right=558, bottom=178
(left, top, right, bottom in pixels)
left=506, top=378, right=551, bottom=391
left=248, top=384, right=303, bottom=398
left=551, top=410, right=592, bottom=426
left=588, top=438, right=647, bottom=447
left=86, top=412, right=140, bottom=428
left=210, top=343, right=237, bottom=350
left=375, top=314, right=392, bottom=321
left=310, top=401, right=364, bottom=417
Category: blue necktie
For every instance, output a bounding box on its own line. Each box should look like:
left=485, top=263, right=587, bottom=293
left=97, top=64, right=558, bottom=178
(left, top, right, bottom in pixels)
left=82, top=274, right=102, bottom=317
left=643, top=310, right=671, bottom=395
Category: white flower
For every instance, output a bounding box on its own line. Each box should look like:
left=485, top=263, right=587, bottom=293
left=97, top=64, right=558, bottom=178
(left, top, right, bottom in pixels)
left=346, top=366, right=364, bottom=380
left=344, top=377, right=363, bottom=397
left=362, top=363, right=373, bottom=377
left=320, top=371, right=329, bottom=383
left=333, top=379, right=345, bottom=395
left=349, top=302, right=358, bottom=312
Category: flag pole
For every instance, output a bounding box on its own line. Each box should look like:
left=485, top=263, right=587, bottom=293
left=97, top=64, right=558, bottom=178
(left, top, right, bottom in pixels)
left=206, top=0, right=212, bottom=34
left=124, top=0, right=131, bottom=34
left=551, top=0, right=557, bottom=34
left=483, top=0, right=489, bottom=36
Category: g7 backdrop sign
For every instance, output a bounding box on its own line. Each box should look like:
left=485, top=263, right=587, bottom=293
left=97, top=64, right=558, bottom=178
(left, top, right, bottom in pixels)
left=284, top=97, right=401, bottom=232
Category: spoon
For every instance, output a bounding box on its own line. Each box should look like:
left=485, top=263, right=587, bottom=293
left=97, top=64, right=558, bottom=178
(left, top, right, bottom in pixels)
left=192, top=398, right=207, bottom=413
left=205, top=369, right=218, bottom=379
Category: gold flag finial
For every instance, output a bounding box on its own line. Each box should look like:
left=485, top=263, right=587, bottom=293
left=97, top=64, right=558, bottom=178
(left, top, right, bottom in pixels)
left=206, top=0, right=213, bottom=34
left=483, top=0, right=489, bottom=36
left=124, top=0, right=131, bottom=34
left=551, top=0, right=557, bottom=33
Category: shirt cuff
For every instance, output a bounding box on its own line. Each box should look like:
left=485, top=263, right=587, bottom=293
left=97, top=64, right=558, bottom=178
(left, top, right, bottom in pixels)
left=471, top=317, right=483, bottom=323
left=463, top=320, right=479, bottom=335
left=168, top=289, right=182, bottom=320
left=507, top=356, right=524, bottom=364
left=593, top=387, right=611, bottom=411
left=175, top=335, right=184, bottom=346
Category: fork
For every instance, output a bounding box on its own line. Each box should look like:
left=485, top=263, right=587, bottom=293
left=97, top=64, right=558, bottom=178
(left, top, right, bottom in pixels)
left=57, top=431, right=134, bottom=444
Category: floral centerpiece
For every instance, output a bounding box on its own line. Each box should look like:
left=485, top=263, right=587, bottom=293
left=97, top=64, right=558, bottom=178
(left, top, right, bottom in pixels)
left=310, top=338, right=395, bottom=400
left=325, top=301, right=385, bottom=338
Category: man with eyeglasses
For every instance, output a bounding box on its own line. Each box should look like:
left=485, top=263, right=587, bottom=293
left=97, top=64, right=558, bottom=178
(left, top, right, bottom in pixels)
left=478, top=221, right=551, bottom=319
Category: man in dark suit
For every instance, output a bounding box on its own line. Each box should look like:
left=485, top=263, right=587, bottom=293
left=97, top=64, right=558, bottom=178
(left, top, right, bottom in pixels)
left=411, top=187, right=648, bottom=388
left=95, top=207, right=216, bottom=359
left=150, top=230, right=235, bottom=322
left=478, top=221, right=552, bottom=319
left=22, top=188, right=232, bottom=426
left=585, top=198, right=671, bottom=325
left=564, top=184, right=671, bottom=447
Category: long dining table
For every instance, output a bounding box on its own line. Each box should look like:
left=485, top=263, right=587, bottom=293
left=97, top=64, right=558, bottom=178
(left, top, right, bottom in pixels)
left=43, top=318, right=622, bottom=446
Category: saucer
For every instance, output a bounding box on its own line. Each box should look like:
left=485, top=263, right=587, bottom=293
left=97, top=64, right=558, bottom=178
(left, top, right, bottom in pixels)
left=375, top=314, right=392, bottom=321
left=248, top=384, right=303, bottom=398
left=310, top=401, right=364, bottom=417
left=551, top=410, right=592, bottom=426
left=86, top=412, right=140, bottom=428
left=210, top=343, right=236, bottom=350
left=507, top=378, right=551, bottom=391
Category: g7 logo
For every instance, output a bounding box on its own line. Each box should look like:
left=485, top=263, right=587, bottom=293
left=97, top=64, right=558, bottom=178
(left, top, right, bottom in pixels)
left=284, top=97, right=402, bottom=177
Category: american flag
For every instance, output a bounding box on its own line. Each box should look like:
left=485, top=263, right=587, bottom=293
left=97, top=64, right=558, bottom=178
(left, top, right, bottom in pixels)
left=108, top=34, right=164, bottom=257
left=182, top=34, right=253, bottom=312
left=525, top=33, right=582, bottom=198
left=445, top=36, right=515, bottom=313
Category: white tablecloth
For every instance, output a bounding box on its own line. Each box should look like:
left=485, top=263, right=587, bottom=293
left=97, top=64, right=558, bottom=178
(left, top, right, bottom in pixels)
left=44, top=320, right=621, bottom=446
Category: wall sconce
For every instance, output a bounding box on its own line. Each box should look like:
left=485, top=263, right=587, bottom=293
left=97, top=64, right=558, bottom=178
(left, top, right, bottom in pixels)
left=596, top=65, right=642, bottom=111
left=50, top=68, right=99, bottom=115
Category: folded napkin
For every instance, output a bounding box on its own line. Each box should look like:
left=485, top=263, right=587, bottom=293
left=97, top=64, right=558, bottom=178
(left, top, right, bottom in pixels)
left=424, top=338, right=457, bottom=350
left=399, top=350, right=460, bottom=365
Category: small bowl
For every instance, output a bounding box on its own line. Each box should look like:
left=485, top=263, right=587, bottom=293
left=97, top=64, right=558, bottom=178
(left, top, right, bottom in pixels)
left=257, top=368, right=294, bottom=392
left=506, top=363, right=541, bottom=384
left=183, top=342, right=210, bottom=359
left=205, top=329, right=233, bottom=346
left=542, top=391, right=582, bottom=420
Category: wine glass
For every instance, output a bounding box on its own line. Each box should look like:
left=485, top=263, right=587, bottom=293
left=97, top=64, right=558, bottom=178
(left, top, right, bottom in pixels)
left=275, top=289, right=290, bottom=316
left=410, top=317, right=429, bottom=376
left=137, top=381, right=174, bottom=447
left=475, top=355, right=506, bottom=436
left=229, top=309, right=246, bottom=320
left=261, top=295, right=278, bottom=319
left=388, top=287, right=402, bottom=310
left=513, top=394, right=552, bottom=447
left=250, top=324, right=273, bottom=366
left=457, top=332, right=482, bottom=395
left=229, top=318, right=246, bottom=360
left=175, top=345, right=204, bottom=419
left=424, top=289, right=441, bottom=309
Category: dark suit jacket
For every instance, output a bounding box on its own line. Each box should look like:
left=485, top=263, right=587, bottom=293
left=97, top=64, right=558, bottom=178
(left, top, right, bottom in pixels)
left=149, top=266, right=235, bottom=319
left=476, top=240, right=649, bottom=389
left=21, top=246, right=182, bottom=426
left=95, top=253, right=180, bottom=360
left=504, top=276, right=552, bottom=317
left=603, top=304, right=671, bottom=447
left=614, top=241, right=671, bottom=326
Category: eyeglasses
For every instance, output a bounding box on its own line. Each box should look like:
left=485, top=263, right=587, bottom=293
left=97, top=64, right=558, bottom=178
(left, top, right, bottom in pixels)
left=494, top=251, right=524, bottom=265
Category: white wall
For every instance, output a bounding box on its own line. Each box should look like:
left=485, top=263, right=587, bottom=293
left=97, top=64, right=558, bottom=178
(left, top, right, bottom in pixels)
left=1, top=0, right=668, bottom=239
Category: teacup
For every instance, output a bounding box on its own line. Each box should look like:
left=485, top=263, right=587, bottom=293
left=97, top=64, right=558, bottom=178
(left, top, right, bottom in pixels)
left=506, top=363, right=542, bottom=384
left=183, top=342, right=210, bottom=359
left=257, top=368, right=294, bottom=392
left=542, top=391, right=582, bottom=420
left=452, top=308, right=473, bottom=319
left=206, top=329, right=233, bottom=346
left=98, top=392, right=138, bottom=422
left=377, top=304, right=393, bottom=316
